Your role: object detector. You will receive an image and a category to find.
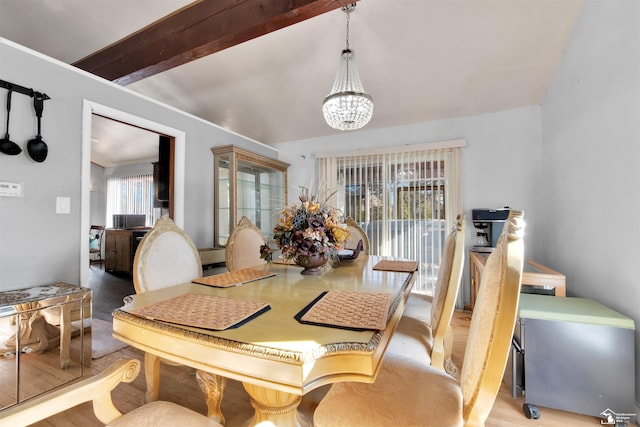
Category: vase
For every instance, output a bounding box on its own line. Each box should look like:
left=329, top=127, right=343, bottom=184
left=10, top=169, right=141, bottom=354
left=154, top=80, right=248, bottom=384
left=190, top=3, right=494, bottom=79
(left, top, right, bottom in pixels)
left=295, top=253, right=328, bottom=275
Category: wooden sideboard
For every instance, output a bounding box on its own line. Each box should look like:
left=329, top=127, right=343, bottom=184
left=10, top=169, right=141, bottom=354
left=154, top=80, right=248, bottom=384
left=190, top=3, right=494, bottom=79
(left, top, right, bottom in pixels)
left=468, top=252, right=566, bottom=311
left=105, top=229, right=134, bottom=274
left=105, top=229, right=150, bottom=274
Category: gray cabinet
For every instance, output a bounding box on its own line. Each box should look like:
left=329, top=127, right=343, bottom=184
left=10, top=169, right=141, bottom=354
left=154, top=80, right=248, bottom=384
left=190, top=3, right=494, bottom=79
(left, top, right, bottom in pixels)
left=507, top=294, right=635, bottom=420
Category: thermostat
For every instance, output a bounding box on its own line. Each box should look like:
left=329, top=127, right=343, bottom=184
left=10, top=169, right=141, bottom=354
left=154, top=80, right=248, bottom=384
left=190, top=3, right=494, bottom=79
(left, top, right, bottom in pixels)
left=0, top=181, right=23, bottom=197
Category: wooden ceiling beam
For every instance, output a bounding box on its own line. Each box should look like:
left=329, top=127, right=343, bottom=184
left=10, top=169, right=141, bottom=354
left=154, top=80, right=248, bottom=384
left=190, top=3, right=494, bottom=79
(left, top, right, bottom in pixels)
left=72, top=0, right=355, bottom=85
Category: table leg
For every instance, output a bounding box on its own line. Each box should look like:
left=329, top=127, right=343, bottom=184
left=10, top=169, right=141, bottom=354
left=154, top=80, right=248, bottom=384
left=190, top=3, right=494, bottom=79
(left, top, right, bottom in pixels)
left=144, top=352, right=161, bottom=402
left=59, top=303, right=71, bottom=369
left=241, top=383, right=310, bottom=427
left=196, top=370, right=227, bottom=424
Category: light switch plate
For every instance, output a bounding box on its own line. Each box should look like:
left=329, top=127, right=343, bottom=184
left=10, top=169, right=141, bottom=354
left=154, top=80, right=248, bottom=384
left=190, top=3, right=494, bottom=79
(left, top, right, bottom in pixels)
left=56, top=197, right=71, bottom=214
left=0, top=181, right=23, bottom=197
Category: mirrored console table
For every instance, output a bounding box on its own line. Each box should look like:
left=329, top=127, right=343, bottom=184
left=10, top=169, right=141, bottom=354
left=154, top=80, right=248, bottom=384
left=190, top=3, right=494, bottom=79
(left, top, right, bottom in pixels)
left=0, top=283, right=91, bottom=410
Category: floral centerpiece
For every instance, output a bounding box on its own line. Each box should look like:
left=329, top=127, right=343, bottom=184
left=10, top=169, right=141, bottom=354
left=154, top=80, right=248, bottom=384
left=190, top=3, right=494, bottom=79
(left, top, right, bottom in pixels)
left=271, top=187, right=350, bottom=274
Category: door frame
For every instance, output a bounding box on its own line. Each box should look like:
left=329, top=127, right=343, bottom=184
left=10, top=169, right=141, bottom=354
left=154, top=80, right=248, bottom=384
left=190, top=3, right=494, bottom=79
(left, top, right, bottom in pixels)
left=79, top=100, right=186, bottom=286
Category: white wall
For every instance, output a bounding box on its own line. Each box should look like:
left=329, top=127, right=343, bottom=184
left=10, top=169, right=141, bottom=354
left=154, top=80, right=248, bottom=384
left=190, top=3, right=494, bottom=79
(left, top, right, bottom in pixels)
left=0, top=38, right=279, bottom=290
left=542, top=0, right=640, bottom=410
left=274, top=105, right=545, bottom=305
left=89, top=163, right=106, bottom=227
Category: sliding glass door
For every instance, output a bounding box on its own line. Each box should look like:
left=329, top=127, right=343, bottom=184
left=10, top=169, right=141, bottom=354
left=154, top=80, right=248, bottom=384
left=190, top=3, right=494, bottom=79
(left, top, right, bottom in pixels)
left=320, top=146, right=461, bottom=294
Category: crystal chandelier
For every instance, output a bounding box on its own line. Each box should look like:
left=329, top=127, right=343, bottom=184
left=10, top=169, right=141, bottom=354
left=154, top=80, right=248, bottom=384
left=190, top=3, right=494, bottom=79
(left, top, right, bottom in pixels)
left=322, top=3, right=373, bottom=131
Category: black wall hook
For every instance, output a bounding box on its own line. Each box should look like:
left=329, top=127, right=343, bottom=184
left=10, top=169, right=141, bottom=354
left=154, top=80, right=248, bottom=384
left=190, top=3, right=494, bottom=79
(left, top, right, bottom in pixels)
left=0, top=79, right=51, bottom=101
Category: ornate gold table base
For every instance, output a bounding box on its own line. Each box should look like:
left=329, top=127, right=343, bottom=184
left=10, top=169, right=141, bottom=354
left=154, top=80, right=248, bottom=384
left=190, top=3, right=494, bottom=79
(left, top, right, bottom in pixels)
left=196, top=370, right=312, bottom=427
left=242, top=383, right=310, bottom=427
left=193, top=370, right=310, bottom=427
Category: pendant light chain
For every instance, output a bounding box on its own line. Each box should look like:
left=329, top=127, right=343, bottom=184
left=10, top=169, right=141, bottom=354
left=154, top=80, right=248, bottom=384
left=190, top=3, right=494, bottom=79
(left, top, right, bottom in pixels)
left=345, top=9, right=351, bottom=84
left=345, top=9, right=350, bottom=51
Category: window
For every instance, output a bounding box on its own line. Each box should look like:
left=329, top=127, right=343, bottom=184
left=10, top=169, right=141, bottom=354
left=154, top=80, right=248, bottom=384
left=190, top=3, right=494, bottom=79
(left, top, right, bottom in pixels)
left=105, top=174, right=160, bottom=228
left=318, top=142, right=463, bottom=294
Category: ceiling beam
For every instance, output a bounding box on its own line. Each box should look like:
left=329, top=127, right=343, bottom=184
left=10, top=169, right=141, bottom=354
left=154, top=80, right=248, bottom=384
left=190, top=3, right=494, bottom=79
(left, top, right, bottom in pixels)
left=72, top=0, right=355, bottom=85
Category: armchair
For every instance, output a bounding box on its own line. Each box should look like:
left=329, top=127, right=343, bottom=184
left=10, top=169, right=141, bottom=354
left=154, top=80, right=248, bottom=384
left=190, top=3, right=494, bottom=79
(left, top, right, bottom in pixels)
left=0, top=358, right=221, bottom=427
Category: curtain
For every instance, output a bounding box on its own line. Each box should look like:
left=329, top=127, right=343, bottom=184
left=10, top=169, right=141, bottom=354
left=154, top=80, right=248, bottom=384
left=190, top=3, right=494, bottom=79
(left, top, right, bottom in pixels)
left=105, top=174, right=160, bottom=228
left=318, top=143, right=462, bottom=295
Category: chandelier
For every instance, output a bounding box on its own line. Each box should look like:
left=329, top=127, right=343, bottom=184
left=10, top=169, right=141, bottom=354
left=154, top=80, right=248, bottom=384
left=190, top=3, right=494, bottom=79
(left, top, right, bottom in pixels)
left=322, top=3, right=373, bottom=131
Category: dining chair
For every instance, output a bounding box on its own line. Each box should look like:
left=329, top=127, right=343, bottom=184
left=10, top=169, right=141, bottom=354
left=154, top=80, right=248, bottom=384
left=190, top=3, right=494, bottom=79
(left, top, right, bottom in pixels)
left=0, top=358, right=222, bottom=427
left=314, top=210, right=525, bottom=427
left=386, top=214, right=465, bottom=375
left=131, top=215, right=206, bottom=405
left=344, top=217, right=370, bottom=254
left=132, top=215, right=202, bottom=294
left=224, top=216, right=267, bottom=271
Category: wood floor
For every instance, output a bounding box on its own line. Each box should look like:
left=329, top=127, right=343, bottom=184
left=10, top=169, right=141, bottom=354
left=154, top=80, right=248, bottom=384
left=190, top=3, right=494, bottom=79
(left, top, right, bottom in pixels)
left=21, top=307, right=605, bottom=426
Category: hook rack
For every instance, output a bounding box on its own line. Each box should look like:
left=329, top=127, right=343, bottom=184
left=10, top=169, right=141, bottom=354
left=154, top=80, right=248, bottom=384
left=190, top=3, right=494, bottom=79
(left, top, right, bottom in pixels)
left=0, top=79, right=51, bottom=101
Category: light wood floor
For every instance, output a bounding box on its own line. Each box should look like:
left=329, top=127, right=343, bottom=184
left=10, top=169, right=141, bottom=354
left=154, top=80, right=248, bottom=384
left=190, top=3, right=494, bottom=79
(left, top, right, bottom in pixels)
left=20, top=308, right=606, bottom=427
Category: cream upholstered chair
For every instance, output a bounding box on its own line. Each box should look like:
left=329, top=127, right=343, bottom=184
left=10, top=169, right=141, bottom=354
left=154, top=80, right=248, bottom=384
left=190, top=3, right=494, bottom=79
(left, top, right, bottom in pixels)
left=224, top=216, right=267, bottom=271
left=344, top=217, right=370, bottom=254
left=132, top=215, right=202, bottom=294
left=386, top=213, right=465, bottom=375
left=131, top=215, right=203, bottom=404
left=314, top=211, right=525, bottom=427
left=0, top=358, right=222, bottom=427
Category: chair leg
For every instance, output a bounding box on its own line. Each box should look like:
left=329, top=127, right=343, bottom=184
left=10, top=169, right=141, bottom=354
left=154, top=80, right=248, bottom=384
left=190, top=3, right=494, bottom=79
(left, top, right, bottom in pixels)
left=144, top=352, right=161, bottom=402
left=443, top=326, right=459, bottom=377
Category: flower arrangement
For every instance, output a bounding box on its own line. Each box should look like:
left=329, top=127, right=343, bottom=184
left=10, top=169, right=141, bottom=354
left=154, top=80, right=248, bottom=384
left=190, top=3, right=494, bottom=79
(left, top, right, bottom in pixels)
left=272, top=187, right=350, bottom=261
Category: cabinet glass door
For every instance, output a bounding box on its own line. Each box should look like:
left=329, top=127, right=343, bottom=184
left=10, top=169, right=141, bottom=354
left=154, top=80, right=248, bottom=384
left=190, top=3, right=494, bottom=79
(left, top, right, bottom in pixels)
left=216, top=156, right=231, bottom=245
left=213, top=145, right=289, bottom=247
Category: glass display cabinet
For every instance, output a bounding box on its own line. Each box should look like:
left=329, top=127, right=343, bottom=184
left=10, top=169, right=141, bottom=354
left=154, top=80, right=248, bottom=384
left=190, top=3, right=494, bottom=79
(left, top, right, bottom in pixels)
left=212, top=145, right=289, bottom=247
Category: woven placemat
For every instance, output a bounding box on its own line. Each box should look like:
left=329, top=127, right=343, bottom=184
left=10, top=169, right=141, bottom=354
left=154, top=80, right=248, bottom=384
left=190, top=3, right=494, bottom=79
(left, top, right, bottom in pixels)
left=128, top=293, right=270, bottom=330
left=192, top=268, right=276, bottom=288
left=373, top=260, right=418, bottom=273
left=295, top=290, right=391, bottom=331
left=272, top=258, right=296, bottom=265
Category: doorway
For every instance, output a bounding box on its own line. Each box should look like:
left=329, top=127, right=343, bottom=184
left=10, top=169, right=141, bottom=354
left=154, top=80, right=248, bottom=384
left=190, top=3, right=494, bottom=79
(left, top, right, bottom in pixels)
left=80, top=100, right=186, bottom=287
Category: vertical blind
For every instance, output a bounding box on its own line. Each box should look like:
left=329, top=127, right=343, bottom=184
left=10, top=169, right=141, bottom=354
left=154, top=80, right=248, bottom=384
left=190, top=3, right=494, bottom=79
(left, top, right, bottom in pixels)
left=105, top=174, right=160, bottom=228
left=318, top=144, right=462, bottom=295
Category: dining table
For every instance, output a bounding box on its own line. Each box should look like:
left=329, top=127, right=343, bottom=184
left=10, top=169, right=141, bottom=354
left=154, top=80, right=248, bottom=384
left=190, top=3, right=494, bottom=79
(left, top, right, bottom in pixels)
left=112, top=255, right=416, bottom=427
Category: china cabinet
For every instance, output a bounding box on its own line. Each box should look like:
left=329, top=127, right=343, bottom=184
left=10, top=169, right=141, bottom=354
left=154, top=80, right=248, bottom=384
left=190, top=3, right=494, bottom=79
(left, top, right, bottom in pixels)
left=212, top=145, right=289, bottom=247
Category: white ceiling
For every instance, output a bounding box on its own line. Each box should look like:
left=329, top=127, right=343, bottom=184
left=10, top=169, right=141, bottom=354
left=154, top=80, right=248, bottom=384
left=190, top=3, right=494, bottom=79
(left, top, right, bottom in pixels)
left=0, top=0, right=585, bottom=166
left=91, top=115, right=160, bottom=168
